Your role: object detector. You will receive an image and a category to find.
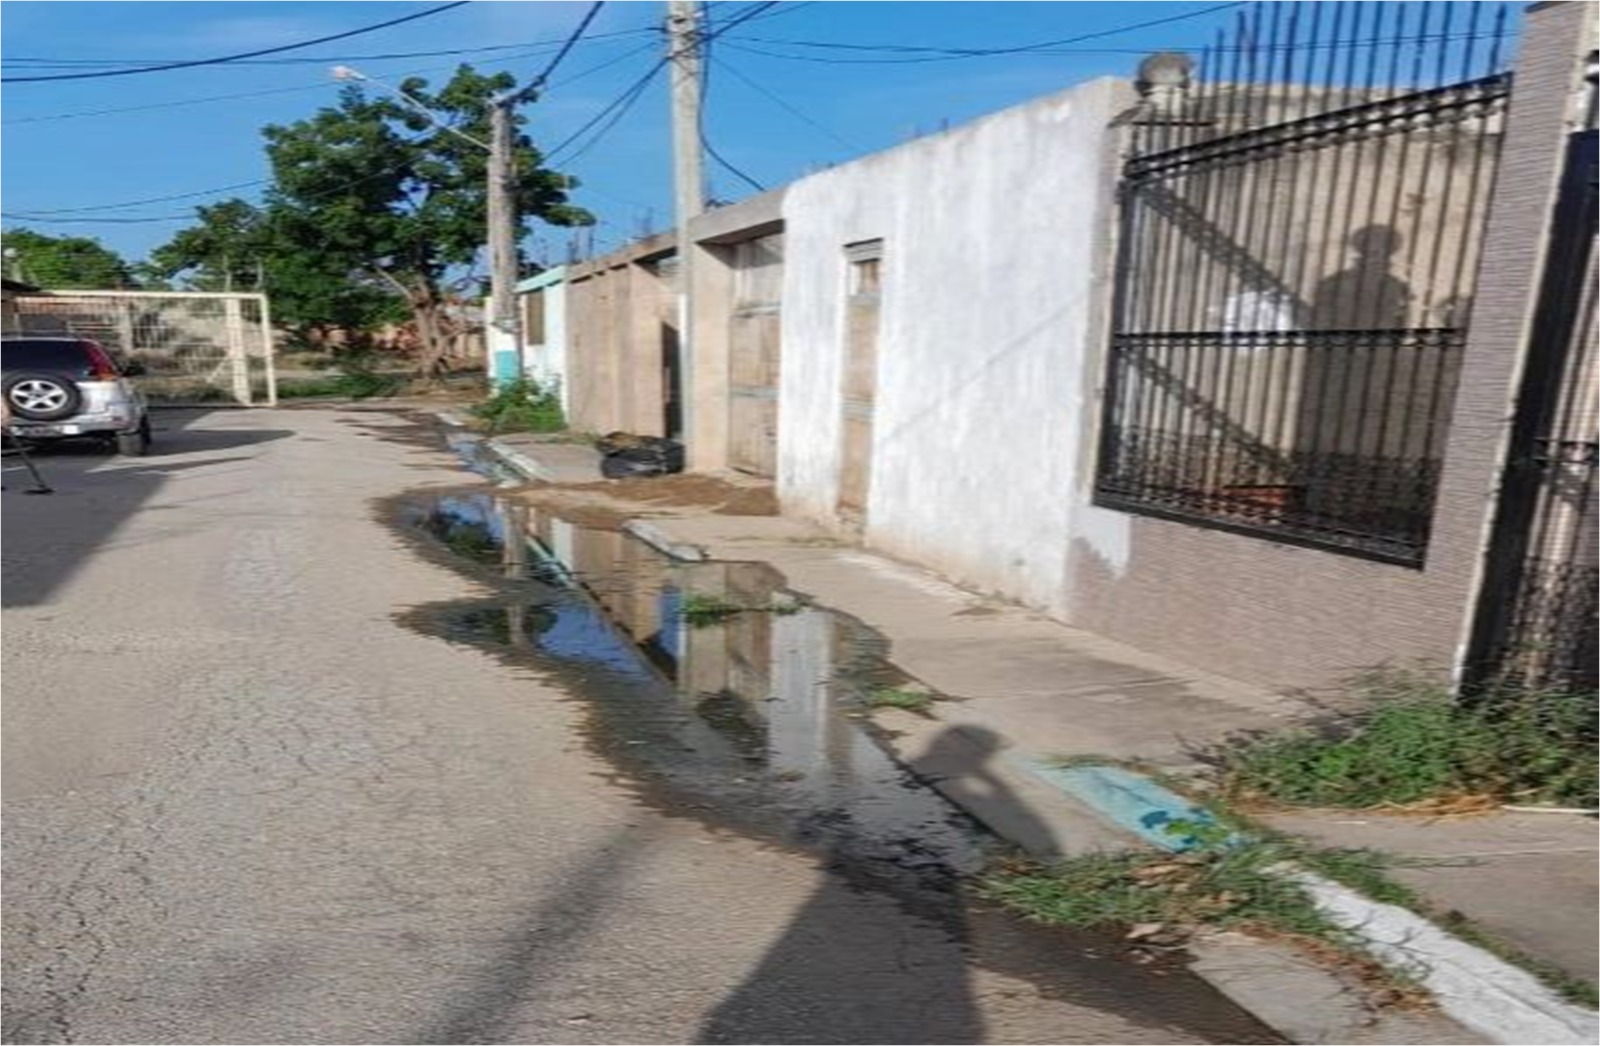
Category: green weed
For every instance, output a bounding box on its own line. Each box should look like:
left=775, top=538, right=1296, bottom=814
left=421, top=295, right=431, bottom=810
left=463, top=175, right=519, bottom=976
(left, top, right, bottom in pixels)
left=681, top=593, right=746, bottom=628
left=680, top=593, right=807, bottom=628
left=1210, top=672, right=1597, bottom=809
left=470, top=376, right=565, bottom=435
left=979, top=833, right=1429, bottom=1003
left=863, top=687, right=937, bottom=714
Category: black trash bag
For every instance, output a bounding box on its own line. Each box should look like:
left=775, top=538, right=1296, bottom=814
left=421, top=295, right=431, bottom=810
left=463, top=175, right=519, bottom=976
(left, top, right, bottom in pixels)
left=598, top=433, right=685, bottom=479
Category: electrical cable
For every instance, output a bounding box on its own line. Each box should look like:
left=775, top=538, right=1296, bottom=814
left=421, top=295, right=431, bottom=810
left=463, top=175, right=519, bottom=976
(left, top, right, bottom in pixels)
left=698, top=20, right=766, bottom=194
left=713, top=2, right=1246, bottom=64
left=4, top=41, right=660, bottom=220
left=521, top=1, right=607, bottom=94
left=711, top=53, right=864, bottom=152
left=5, top=37, right=657, bottom=127
left=2, top=26, right=654, bottom=71
left=541, top=58, right=668, bottom=164
left=2, top=2, right=473, bottom=83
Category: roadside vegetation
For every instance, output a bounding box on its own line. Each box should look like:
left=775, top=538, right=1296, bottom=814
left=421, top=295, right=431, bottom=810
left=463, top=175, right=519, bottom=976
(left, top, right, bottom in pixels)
left=469, top=377, right=566, bottom=434
left=982, top=669, right=1600, bottom=1010
left=680, top=593, right=804, bottom=628
left=982, top=803, right=1599, bottom=1009
left=980, top=822, right=1432, bottom=1007
left=277, top=354, right=409, bottom=401
left=862, top=686, right=938, bottom=715
left=1207, top=671, right=1598, bottom=811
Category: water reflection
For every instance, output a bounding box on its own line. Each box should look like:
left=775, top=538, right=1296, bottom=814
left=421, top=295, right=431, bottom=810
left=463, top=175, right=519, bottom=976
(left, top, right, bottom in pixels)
left=399, top=489, right=988, bottom=871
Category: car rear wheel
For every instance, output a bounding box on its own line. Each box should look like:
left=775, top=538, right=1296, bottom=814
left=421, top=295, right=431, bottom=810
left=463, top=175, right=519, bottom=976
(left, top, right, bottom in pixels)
left=4, top=372, right=83, bottom=421
left=115, top=417, right=151, bottom=457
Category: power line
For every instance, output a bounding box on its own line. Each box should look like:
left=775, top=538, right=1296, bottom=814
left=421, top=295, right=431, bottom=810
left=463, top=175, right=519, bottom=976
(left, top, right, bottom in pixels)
left=4, top=36, right=656, bottom=127
left=711, top=53, right=864, bottom=152
left=523, top=1, right=608, bottom=93
left=2, top=26, right=655, bottom=71
left=728, top=28, right=1504, bottom=59
left=699, top=21, right=766, bottom=194
left=4, top=42, right=661, bottom=220
left=2, top=2, right=473, bottom=83
left=0, top=214, right=192, bottom=225
left=715, top=2, right=1246, bottom=64
left=542, top=58, right=669, bottom=164
left=10, top=180, right=273, bottom=216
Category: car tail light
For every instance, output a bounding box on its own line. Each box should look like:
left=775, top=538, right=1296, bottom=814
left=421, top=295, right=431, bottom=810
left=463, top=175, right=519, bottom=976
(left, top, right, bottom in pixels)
left=81, top=341, right=122, bottom=381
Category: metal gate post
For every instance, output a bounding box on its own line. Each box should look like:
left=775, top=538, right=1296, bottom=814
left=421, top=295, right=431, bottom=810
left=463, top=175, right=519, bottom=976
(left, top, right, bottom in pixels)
left=225, top=296, right=251, bottom=405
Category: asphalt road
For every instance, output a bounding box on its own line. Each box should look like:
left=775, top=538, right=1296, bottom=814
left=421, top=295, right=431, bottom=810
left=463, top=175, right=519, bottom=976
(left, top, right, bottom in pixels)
left=1, top=407, right=1275, bottom=1045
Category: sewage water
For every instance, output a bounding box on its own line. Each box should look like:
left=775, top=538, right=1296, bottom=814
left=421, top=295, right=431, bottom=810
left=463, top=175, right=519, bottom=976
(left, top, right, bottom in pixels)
left=389, top=486, right=990, bottom=879
left=381, top=481, right=1284, bottom=1043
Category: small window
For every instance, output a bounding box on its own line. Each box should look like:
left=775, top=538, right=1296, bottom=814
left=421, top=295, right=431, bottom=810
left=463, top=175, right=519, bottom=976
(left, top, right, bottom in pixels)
left=523, top=292, right=546, bottom=345
left=845, top=239, right=884, bottom=298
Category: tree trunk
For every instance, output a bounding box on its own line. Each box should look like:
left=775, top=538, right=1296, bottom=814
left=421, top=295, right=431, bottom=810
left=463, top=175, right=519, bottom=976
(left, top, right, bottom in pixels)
left=409, top=292, right=448, bottom=380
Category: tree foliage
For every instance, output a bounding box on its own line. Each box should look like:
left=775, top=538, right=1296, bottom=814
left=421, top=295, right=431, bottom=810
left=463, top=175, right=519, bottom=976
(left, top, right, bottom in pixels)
left=1, top=228, right=137, bottom=290
left=148, top=199, right=271, bottom=293
left=149, top=198, right=406, bottom=343
left=257, top=64, right=592, bottom=374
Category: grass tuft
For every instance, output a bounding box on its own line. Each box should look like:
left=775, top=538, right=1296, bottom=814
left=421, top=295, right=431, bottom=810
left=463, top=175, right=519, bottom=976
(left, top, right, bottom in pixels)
left=1208, top=672, right=1597, bottom=810
left=470, top=376, right=566, bottom=435
left=863, top=686, right=937, bottom=714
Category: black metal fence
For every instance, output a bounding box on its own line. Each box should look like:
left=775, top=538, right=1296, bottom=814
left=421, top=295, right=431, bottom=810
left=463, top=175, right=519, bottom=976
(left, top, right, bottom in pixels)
left=1467, top=128, right=1598, bottom=693
left=1096, top=1, right=1512, bottom=564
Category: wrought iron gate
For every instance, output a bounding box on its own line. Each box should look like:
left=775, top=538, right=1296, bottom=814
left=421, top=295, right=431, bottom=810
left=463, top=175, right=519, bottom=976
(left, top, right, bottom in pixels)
left=1095, top=1, right=1512, bottom=565
left=1467, top=127, right=1598, bottom=693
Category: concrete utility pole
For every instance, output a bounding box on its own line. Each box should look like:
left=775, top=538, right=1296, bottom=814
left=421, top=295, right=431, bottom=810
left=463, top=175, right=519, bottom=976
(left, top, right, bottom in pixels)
left=667, top=0, right=704, bottom=443
left=488, top=95, right=523, bottom=372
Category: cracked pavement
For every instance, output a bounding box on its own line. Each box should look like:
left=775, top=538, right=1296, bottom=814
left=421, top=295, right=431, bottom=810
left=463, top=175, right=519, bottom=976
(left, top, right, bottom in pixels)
left=2, top=407, right=1277, bottom=1045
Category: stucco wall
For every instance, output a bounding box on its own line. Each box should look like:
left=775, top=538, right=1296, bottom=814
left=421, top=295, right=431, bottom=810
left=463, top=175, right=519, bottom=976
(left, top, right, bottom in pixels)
left=518, top=267, right=570, bottom=412
left=777, top=77, right=1129, bottom=613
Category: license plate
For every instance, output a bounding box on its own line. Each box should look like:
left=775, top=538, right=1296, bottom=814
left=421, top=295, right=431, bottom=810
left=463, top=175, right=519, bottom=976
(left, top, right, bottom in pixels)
left=13, top=424, right=79, bottom=436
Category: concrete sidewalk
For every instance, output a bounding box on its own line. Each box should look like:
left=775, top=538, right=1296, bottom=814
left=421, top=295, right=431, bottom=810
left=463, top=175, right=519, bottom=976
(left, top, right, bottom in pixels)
left=466, top=432, right=1597, bottom=1044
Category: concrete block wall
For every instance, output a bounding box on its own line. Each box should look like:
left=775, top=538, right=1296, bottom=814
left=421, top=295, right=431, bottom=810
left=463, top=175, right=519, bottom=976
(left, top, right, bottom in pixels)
left=564, top=234, right=677, bottom=437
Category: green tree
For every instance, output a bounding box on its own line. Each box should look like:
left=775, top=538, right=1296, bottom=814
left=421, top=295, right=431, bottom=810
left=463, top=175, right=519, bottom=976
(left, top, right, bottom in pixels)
left=260, top=64, right=592, bottom=376
left=148, top=199, right=270, bottom=292
left=150, top=199, right=406, bottom=346
left=1, top=228, right=137, bottom=289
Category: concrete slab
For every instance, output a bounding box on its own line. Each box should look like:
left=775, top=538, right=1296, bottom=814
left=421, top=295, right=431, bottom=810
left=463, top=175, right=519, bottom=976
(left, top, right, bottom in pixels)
left=486, top=436, right=602, bottom=483
left=1262, top=809, right=1599, bottom=983
left=1190, top=932, right=1493, bottom=1046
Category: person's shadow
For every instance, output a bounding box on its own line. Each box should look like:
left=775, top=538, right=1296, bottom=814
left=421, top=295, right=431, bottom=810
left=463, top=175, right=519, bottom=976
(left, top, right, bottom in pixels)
left=1308, top=224, right=1412, bottom=331
left=695, top=727, right=1052, bottom=1045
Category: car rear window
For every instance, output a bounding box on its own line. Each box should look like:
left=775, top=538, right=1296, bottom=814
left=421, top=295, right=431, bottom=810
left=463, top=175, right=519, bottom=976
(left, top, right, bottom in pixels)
left=1, top=339, right=95, bottom=377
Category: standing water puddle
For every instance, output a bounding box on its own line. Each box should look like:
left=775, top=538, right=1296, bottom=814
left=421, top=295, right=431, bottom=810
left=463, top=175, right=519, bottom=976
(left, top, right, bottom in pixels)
left=388, top=487, right=992, bottom=879
left=380, top=484, right=1287, bottom=1044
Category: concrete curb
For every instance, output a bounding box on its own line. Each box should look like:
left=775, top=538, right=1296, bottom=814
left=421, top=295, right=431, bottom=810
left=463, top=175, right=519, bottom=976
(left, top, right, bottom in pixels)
left=1022, top=759, right=1599, bottom=1046
left=458, top=432, right=1596, bottom=1045
left=622, top=519, right=708, bottom=562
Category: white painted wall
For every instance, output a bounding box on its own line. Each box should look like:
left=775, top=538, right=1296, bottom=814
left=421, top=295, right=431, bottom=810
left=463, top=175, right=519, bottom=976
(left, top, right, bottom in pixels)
left=776, top=77, right=1128, bottom=615
left=516, top=267, right=571, bottom=413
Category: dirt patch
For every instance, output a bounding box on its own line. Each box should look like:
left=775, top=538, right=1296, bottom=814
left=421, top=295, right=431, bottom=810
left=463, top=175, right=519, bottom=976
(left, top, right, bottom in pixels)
left=510, top=472, right=778, bottom=528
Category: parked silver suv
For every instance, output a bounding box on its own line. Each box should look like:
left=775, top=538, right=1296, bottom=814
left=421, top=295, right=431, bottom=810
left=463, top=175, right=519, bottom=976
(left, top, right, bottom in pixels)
left=1, top=335, right=151, bottom=455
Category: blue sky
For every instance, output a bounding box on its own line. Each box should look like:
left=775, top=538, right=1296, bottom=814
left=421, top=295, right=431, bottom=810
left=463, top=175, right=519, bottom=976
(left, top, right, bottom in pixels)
left=1, top=1, right=1254, bottom=268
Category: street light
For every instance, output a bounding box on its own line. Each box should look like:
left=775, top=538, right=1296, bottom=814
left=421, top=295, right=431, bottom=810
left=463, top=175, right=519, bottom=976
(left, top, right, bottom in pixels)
left=330, top=65, right=523, bottom=366
left=330, top=66, right=491, bottom=152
